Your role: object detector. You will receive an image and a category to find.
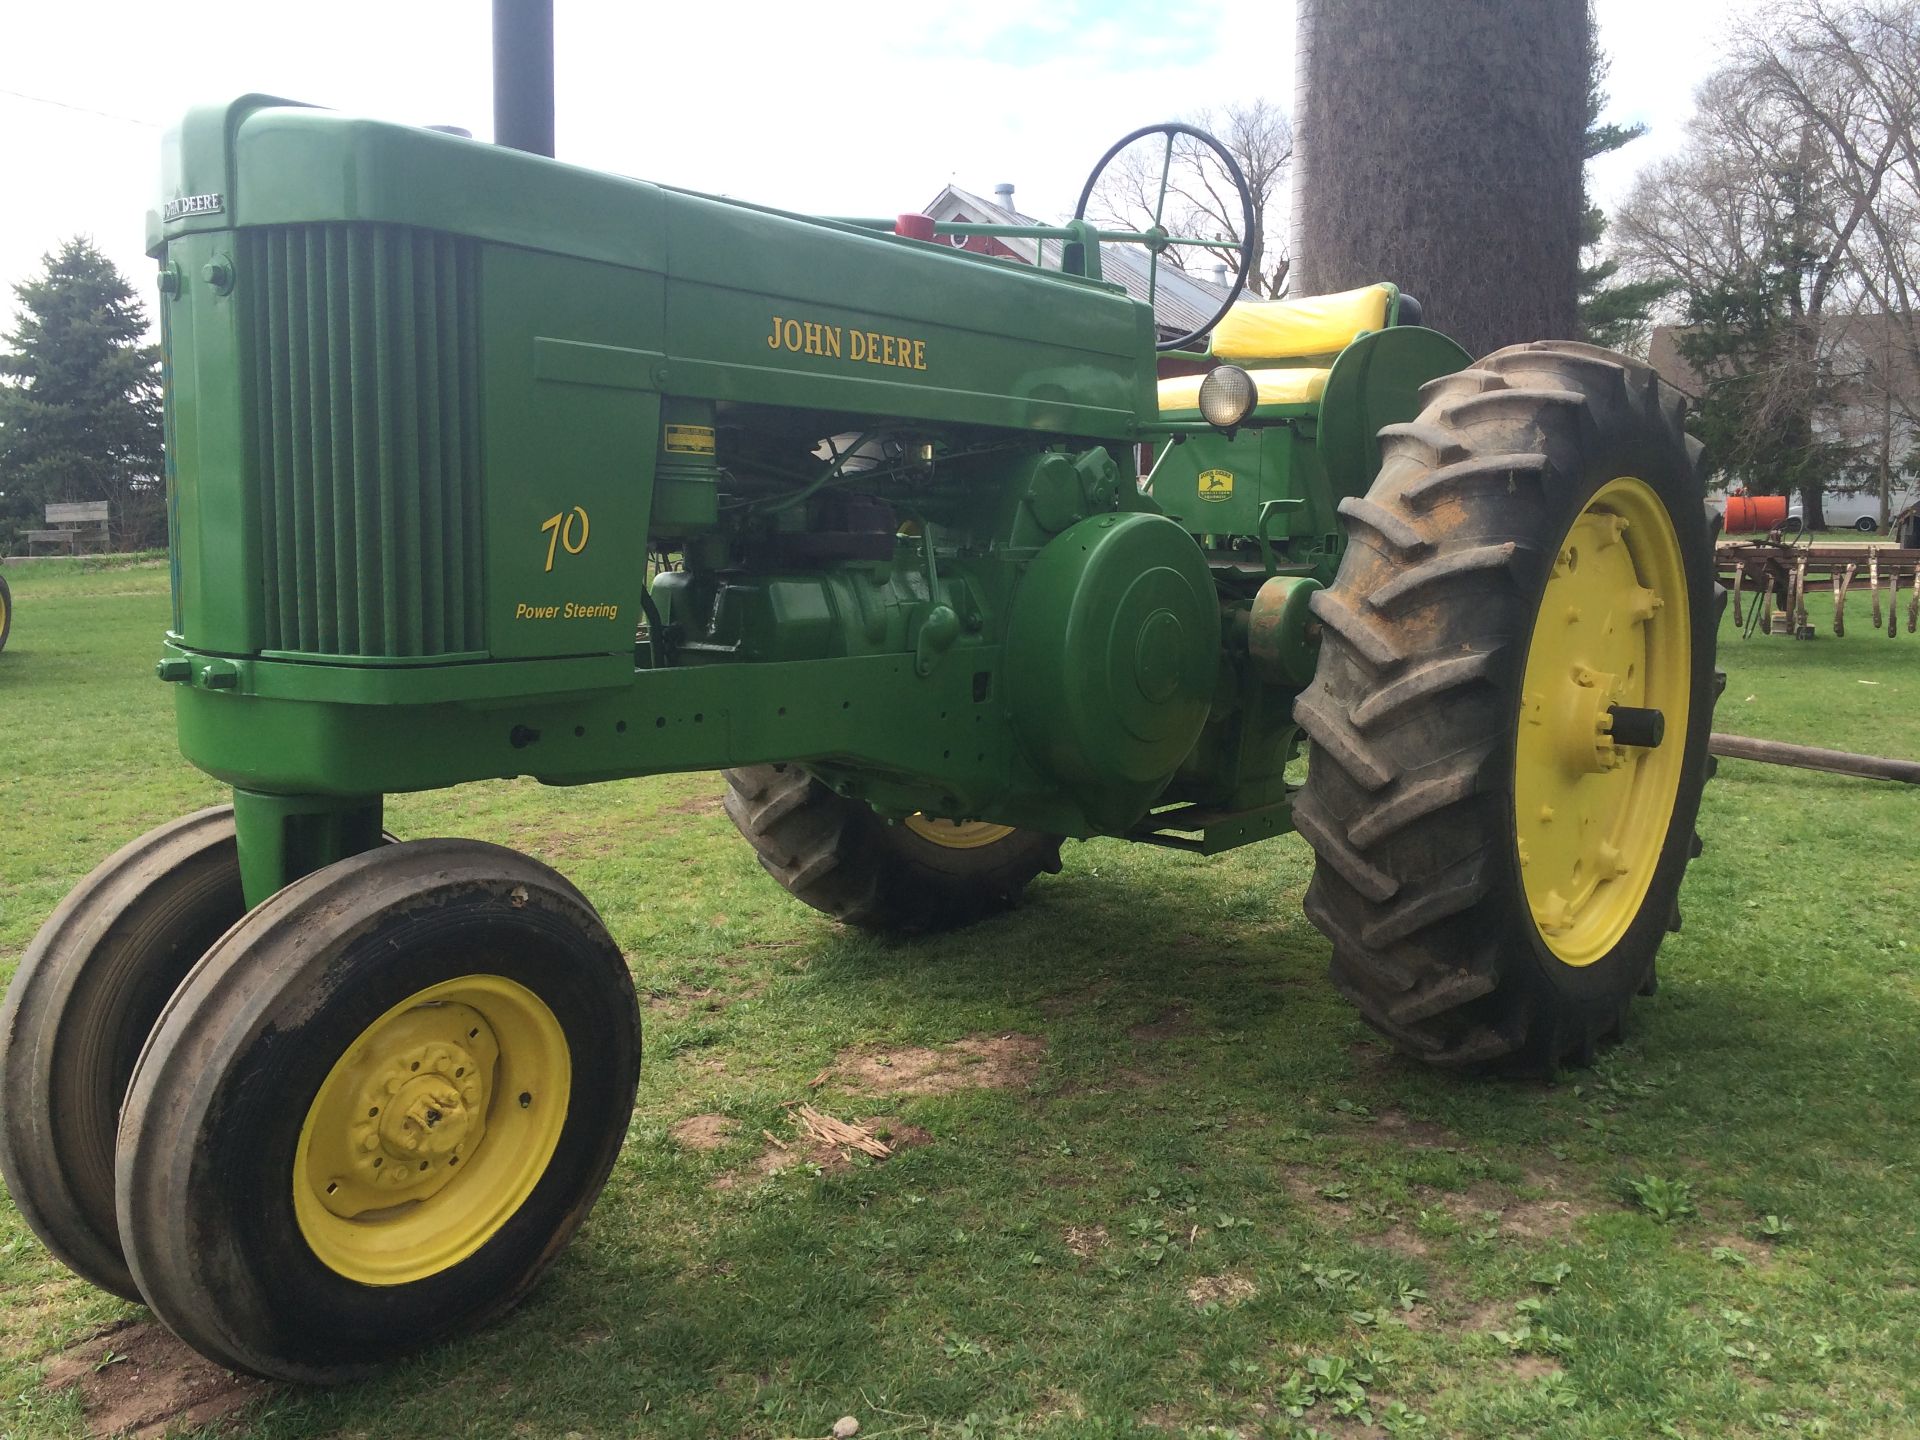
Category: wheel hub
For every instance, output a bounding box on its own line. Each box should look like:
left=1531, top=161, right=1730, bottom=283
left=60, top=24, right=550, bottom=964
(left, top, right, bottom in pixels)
left=1514, top=477, right=1691, bottom=965
left=293, top=975, right=570, bottom=1285
left=317, top=1020, right=493, bottom=1212
left=353, top=1041, right=487, bottom=1183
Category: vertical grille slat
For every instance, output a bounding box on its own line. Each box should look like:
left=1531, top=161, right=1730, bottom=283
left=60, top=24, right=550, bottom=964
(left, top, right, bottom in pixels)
left=282, top=230, right=317, bottom=652
left=324, top=230, right=357, bottom=654
left=458, top=242, right=484, bottom=641
left=413, top=232, right=447, bottom=657
left=303, top=227, right=338, bottom=654
left=371, top=228, right=400, bottom=656
left=243, top=222, right=482, bottom=659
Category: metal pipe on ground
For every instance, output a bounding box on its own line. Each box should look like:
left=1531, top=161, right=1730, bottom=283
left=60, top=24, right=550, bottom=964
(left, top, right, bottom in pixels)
left=1709, top=732, right=1920, bottom=785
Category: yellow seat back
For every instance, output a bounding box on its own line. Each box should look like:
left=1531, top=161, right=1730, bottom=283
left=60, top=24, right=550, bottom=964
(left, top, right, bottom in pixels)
left=1209, top=283, right=1395, bottom=363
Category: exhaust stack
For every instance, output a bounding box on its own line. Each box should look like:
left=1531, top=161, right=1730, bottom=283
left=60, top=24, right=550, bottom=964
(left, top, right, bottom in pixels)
left=492, top=0, right=555, bottom=157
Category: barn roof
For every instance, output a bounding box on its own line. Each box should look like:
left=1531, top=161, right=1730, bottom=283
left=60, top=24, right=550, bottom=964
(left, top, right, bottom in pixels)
left=925, top=184, right=1234, bottom=341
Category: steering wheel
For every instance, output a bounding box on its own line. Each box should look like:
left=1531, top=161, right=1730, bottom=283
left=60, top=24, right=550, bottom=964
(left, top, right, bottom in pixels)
left=1072, top=122, right=1257, bottom=352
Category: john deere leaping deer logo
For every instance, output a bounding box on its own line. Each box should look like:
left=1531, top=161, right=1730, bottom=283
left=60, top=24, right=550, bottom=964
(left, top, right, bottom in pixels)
left=1197, top=469, right=1234, bottom=502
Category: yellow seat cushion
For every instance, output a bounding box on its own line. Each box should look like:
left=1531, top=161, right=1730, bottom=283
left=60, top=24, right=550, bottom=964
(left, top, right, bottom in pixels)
left=1208, top=283, right=1394, bottom=363
left=1157, top=366, right=1330, bottom=414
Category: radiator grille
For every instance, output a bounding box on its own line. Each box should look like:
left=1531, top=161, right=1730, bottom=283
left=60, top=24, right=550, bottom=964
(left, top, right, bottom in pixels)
left=244, top=223, right=484, bottom=657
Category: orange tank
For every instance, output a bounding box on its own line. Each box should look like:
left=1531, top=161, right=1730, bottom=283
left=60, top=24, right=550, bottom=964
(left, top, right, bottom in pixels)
left=1722, top=494, right=1788, bottom=532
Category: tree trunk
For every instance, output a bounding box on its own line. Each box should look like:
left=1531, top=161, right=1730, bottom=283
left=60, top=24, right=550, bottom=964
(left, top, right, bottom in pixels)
left=1292, top=0, right=1588, bottom=359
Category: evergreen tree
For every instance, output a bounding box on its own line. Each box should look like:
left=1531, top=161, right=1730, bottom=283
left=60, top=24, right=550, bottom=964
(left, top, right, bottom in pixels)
left=1578, top=12, right=1674, bottom=350
left=1675, top=228, right=1852, bottom=505
left=0, top=237, right=164, bottom=550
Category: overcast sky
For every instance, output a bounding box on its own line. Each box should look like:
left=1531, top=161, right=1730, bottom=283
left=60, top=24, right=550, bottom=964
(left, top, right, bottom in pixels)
left=1, top=0, right=1753, bottom=333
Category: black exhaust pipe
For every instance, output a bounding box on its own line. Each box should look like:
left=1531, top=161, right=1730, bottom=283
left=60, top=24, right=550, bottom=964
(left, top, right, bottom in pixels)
left=492, top=0, right=555, bottom=157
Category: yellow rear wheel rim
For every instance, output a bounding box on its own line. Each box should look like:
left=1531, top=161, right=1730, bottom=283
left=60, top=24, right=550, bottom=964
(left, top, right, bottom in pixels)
left=1514, top=477, right=1691, bottom=966
left=902, top=815, right=1017, bottom=850
left=293, top=974, right=571, bottom=1285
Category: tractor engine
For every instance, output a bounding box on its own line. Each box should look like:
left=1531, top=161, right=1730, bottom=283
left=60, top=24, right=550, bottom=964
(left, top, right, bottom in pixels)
left=149, top=98, right=1311, bottom=840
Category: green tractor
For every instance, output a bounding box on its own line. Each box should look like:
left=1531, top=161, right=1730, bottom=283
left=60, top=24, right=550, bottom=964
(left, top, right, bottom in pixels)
left=0, top=55, right=1719, bottom=1382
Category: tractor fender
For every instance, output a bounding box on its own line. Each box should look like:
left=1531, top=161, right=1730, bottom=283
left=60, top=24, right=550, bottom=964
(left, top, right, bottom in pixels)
left=1316, top=325, right=1473, bottom=500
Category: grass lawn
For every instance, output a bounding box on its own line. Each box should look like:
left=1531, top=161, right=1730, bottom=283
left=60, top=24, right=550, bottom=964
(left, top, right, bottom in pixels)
left=1, top=556, right=1916, bottom=1439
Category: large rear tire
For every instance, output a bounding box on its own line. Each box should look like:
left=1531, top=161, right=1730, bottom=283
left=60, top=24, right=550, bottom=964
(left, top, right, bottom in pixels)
left=0, top=572, right=12, bottom=653
left=0, top=807, right=246, bottom=1299
left=1294, top=342, right=1721, bottom=1073
left=722, top=765, right=1062, bottom=934
left=115, top=840, right=640, bottom=1381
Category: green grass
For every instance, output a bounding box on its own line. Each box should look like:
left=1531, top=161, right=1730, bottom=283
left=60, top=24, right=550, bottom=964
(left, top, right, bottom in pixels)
left=1, top=558, right=1916, bottom=1439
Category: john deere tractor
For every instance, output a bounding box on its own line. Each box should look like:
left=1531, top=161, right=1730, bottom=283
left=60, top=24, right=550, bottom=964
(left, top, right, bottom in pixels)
left=0, top=54, right=1719, bottom=1381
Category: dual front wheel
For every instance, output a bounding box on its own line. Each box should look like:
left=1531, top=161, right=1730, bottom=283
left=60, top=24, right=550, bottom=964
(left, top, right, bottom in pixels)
left=0, top=817, right=639, bottom=1380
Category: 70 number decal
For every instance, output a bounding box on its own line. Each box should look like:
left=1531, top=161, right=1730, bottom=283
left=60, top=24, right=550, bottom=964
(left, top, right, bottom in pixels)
left=539, top=507, right=590, bottom=572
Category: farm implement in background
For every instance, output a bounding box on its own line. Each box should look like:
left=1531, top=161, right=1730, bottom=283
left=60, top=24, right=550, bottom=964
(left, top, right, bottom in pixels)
left=1710, top=517, right=1920, bottom=787
left=1719, top=535, right=1920, bottom=641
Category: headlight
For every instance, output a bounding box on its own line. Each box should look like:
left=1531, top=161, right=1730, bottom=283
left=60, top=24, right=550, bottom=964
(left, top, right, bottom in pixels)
left=1198, top=365, right=1259, bottom=430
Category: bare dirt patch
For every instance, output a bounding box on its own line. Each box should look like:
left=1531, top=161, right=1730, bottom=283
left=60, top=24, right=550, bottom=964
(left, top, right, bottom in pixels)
left=1365, top=1225, right=1431, bottom=1259
left=1506, top=1356, right=1564, bottom=1381
left=1458, top=1298, right=1515, bottom=1333
left=647, top=979, right=767, bottom=1021
left=1704, top=1234, right=1774, bottom=1265
left=751, top=1139, right=851, bottom=1178
left=1064, top=1224, right=1109, bottom=1259
left=1186, top=1273, right=1257, bottom=1309
left=1445, top=1177, right=1586, bottom=1241
left=41, top=1320, right=266, bottom=1439
left=663, top=793, right=725, bottom=817
left=830, top=1033, right=1046, bottom=1096
left=863, top=1117, right=933, bottom=1153
left=1281, top=1167, right=1349, bottom=1214
left=1128, top=1007, right=1195, bottom=1042
left=1501, top=1198, right=1581, bottom=1241
left=671, top=1113, right=739, bottom=1151
left=1369, top=1109, right=1459, bottom=1148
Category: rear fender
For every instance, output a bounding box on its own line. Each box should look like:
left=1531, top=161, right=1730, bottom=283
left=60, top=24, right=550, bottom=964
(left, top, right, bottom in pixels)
left=1317, top=326, right=1472, bottom=501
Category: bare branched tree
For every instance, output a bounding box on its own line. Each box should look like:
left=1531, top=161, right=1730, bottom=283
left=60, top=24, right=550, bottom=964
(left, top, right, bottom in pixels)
left=1612, top=0, right=1920, bottom=523
left=1088, top=100, right=1294, bottom=298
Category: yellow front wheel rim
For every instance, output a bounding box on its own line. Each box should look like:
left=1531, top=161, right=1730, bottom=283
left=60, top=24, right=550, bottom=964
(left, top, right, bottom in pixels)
left=1514, top=477, right=1691, bottom=966
left=293, top=974, right=571, bottom=1286
left=903, top=815, right=1017, bottom=850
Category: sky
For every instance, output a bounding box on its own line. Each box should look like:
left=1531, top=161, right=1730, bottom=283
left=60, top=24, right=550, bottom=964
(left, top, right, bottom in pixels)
left=0, top=0, right=1756, bottom=334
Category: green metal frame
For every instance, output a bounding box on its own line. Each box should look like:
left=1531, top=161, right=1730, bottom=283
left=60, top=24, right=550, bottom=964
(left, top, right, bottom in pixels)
left=149, top=98, right=1475, bottom=903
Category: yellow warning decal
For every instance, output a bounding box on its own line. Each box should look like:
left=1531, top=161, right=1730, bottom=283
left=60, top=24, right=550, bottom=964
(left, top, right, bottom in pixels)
left=1198, top=469, right=1234, bottom=502
left=664, top=424, right=716, bottom=456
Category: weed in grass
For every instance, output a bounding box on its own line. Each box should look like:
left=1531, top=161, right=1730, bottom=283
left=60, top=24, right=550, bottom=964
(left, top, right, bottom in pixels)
left=1529, top=1260, right=1573, bottom=1288
left=1625, top=1173, right=1699, bottom=1223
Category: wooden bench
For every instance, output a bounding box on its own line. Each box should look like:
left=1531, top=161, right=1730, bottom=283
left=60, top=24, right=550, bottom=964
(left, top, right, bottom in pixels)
left=27, top=501, right=111, bottom=555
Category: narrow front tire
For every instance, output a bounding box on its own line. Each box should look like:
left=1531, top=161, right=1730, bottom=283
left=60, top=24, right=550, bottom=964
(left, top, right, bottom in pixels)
left=114, top=839, right=640, bottom=1381
left=0, top=807, right=246, bottom=1299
